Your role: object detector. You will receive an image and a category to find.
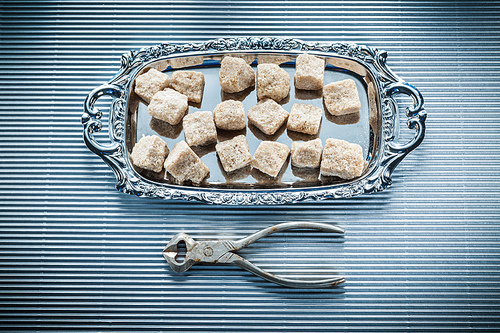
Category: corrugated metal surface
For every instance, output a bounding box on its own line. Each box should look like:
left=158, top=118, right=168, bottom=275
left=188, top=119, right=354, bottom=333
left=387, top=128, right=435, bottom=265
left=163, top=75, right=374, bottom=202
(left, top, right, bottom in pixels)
left=1, top=0, right=499, bottom=331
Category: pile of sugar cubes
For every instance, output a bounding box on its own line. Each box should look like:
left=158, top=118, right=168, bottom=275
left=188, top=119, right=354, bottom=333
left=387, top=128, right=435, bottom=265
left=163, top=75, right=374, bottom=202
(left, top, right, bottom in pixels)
left=130, top=53, right=364, bottom=185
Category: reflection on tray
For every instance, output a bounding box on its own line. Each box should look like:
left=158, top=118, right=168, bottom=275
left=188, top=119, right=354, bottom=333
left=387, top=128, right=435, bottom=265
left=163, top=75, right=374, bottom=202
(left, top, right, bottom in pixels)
left=150, top=118, right=183, bottom=139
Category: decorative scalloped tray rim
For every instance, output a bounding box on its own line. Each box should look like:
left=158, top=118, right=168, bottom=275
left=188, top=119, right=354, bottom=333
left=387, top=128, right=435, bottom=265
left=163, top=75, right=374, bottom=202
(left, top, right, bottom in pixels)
left=81, top=37, right=426, bottom=205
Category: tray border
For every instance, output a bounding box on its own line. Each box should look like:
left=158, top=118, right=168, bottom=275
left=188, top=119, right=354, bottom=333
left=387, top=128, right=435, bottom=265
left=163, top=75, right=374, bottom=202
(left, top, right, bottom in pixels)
left=82, top=37, right=426, bottom=205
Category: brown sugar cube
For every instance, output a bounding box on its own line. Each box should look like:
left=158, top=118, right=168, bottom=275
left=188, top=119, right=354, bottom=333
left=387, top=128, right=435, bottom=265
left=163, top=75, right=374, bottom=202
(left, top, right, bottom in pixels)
left=130, top=135, right=169, bottom=173
left=170, top=71, right=205, bottom=103
left=213, top=100, right=246, bottom=131
left=219, top=56, right=255, bottom=93
left=147, top=88, right=188, bottom=125
left=215, top=135, right=252, bottom=173
left=134, top=68, right=170, bottom=103
left=252, top=141, right=290, bottom=177
left=287, top=103, right=322, bottom=135
left=320, top=138, right=364, bottom=180
left=164, top=140, right=209, bottom=184
left=247, top=99, right=289, bottom=136
left=323, top=79, right=362, bottom=116
left=257, top=63, right=290, bottom=101
left=183, top=111, right=218, bottom=146
left=291, top=138, right=322, bottom=168
left=294, top=54, right=325, bottom=90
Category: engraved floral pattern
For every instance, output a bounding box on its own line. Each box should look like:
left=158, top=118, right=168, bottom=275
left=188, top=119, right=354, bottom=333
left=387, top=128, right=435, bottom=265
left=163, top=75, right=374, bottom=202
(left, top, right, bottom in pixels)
left=82, top=37, right=426, bottom=205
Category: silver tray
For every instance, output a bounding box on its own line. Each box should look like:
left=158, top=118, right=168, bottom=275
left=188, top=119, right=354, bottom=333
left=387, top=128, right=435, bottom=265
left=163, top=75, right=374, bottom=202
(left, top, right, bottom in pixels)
left=81, top=37, right=426, bottom=205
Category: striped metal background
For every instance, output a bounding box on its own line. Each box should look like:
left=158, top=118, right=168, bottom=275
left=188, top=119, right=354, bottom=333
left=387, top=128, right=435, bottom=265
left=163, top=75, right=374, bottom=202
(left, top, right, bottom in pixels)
left=1, top=0, right=499, bottom=331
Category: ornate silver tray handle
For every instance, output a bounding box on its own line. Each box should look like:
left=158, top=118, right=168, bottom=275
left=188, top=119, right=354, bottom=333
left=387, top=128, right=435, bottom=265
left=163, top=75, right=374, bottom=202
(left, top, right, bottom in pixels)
left=81, top=38, right=426, bottom=205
